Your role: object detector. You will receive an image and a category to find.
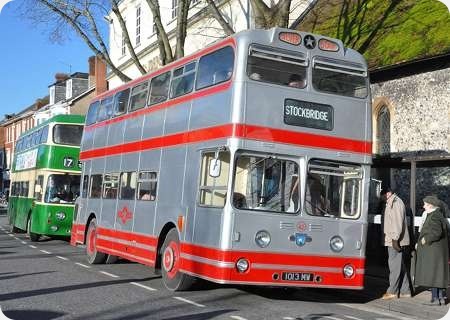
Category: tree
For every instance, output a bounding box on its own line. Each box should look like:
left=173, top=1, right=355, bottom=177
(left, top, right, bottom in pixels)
left=206, top=0, right=306, bottom=36
left=24, top=0, right=193, bottom=82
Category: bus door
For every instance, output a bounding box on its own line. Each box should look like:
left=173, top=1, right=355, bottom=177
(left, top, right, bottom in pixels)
left=195, top=150, right=231, bottom=247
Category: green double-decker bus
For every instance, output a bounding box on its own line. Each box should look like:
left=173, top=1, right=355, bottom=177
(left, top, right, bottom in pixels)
left=8, top=114, right=85, bottom=241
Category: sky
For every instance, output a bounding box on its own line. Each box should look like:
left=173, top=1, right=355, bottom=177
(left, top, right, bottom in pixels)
left=0, top=0, right=94, bottom=119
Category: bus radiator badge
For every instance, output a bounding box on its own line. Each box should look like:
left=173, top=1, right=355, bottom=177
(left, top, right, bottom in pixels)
left=290, top=233, right=312, bottom=247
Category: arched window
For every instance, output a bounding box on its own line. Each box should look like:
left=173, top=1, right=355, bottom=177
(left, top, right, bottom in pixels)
left=376, top=106, right=390, bottom=155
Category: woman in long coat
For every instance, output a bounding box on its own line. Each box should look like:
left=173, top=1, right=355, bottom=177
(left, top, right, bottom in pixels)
left=415, top=195, right=449, bottom=305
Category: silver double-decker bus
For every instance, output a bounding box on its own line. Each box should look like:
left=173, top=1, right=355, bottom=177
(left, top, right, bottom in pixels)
left=72, top=28, right=372, bottom=291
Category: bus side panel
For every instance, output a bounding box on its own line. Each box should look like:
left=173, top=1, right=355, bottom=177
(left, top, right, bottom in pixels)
left=182, top=145, right=200, bottom=244
left=89, top=158, right=104, bottom=226
left=154, top=147, right=186, bottom=237
left=93, top=125, right=108, bottom=149
left=106, top=119, right=125, bottom=147
left=81, top=127, right=93, bottom=152
left=142, top=110, right=165, bottom=140
left=190, top=90, right=232, bottom=130
left=102, top=154, right=121, bottom=232
left=134, top=149, right=161, bottom=236
left=124, top=114, right=144, bottom=143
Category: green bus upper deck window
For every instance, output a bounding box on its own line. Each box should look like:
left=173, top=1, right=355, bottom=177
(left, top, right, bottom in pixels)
left=53, top=125, right=83, bottom=146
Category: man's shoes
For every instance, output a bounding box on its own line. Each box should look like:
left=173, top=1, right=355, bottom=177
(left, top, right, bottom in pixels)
left=381, top=293, right=397, bottom=300
left=399, top=293, right=412, bottom=298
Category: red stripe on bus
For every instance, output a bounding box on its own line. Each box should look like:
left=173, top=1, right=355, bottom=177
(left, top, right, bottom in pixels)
left=242, top=124, right=372, bottom=156
left=92, top=37, right=236, bottom=103
left=97, top=227, right=157, bottom=247
left=180, top=260, right=364, bottom=287
left=72, top=225, right=364, bottom=287
left=180, top=242, right=365, bottom=268
left=86, top=80, right=232, bottom=131
left=80, top=123, right=371, bottom=160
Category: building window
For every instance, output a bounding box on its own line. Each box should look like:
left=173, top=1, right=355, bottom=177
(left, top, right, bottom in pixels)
left=171, top=0, right=178, bottom=19
left=376, top=105, right=390, bottom=155
left=136, top=6, right=141, bottom=46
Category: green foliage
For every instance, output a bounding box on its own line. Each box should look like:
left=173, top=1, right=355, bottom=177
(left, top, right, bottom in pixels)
left=297, top=0, right=450, bottom=69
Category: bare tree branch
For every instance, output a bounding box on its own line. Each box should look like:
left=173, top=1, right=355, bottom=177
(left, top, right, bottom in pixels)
left=35, top=0, right=131, bottom=82
left=110, top=0, right=147, bottom=75
left=205, top=0, right=235, bottom=36
left=145, top=0, right=174, bottom=65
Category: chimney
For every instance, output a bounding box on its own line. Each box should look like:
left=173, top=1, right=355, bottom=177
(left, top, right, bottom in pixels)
left=94, top=56, right=108, bottom=95
left=88, top=56, right=96, bottom=88
left=55, top=73, right=69, bottom=83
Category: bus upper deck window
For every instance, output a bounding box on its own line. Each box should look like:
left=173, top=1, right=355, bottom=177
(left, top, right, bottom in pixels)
left=312, top=58, right=368, bottom=98
left=170, top=62, right=196, bottom=99
left=148, top=72, right=170, bottom=106
left=129, top=81, right=149, bottom=112
left=113, top=88, right=131, bottom=116
left=86, top=101, right=100, bottom=125
left=53, top=124, right=84, bottom=146
left=196, top=46, right=234, bottom=90
left=97, top=96, right=114, bottom=122
left=40, top=126, right=49, bottom=144
left=247, top=45, right=307, bottom=89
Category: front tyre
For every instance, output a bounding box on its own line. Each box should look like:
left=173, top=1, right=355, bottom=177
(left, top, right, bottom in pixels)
left=161, top=228, right=194, bottom=291
left=27, top=216, right=40, bottom=242
left=86, top=218, right=106, bottom=264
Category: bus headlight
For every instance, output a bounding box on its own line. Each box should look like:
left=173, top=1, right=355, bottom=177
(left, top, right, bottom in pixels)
left=50, top=226, right=58, bottom=232
left=255, top=230, right=271, bottom=248
left=55, top=212, right=66, bottom=220
left=330, top=235, right=344, bottom=252
left=236, top=258, right=249, bottom=273
left=343, top=264, right=355, bottom=278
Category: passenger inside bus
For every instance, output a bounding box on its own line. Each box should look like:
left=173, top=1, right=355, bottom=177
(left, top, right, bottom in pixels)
left=288, top=74, right=306, bottom=88
left=233, top=192, right=247, bottom=209
left=305, top=174, right=327, bottom=215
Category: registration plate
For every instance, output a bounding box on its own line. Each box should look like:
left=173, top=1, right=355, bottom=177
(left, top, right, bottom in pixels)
left=281, top=272, right=314, bottom=282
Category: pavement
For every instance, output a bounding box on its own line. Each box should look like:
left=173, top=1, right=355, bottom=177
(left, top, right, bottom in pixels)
left=360, top=265, right=450, bottom=320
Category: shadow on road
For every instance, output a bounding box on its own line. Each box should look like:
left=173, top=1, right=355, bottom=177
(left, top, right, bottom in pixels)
left=2, top=309, right=65, bottom=320
left=0, top=276, right=160, bottom=302
left=0, top=271, right=56, bottom=281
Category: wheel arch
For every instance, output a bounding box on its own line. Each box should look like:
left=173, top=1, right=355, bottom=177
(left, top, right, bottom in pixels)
left=155, top=222, right=178, bottom=272
left=84, top=212, right=97, bottom=245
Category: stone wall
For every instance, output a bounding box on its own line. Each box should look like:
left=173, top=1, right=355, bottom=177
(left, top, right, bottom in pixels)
left=371, top=67, right=450, bottom=213
left=371, top=67, right=450, bottom=153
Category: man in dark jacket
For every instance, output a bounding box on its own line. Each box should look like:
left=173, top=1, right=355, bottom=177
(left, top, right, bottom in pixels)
left=415, top=195, right=449, bottom=306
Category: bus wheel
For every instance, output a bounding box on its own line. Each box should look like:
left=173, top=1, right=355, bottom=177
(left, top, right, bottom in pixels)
left=27, top=216, right=40, bottom=242
left=161, top=228, right=194, bottom=291
left=86, top=219, right=106, bottom=264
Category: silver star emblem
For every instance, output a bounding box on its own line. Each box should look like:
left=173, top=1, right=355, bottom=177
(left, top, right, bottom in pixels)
left=304, top=35, right=316, bottom=49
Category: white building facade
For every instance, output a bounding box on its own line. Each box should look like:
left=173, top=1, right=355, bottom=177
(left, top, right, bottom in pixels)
left=108, top=0, right=313, bottom=88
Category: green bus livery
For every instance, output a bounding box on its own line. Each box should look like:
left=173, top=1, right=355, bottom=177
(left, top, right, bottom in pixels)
left=8, top=114, right=85, bottom=241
